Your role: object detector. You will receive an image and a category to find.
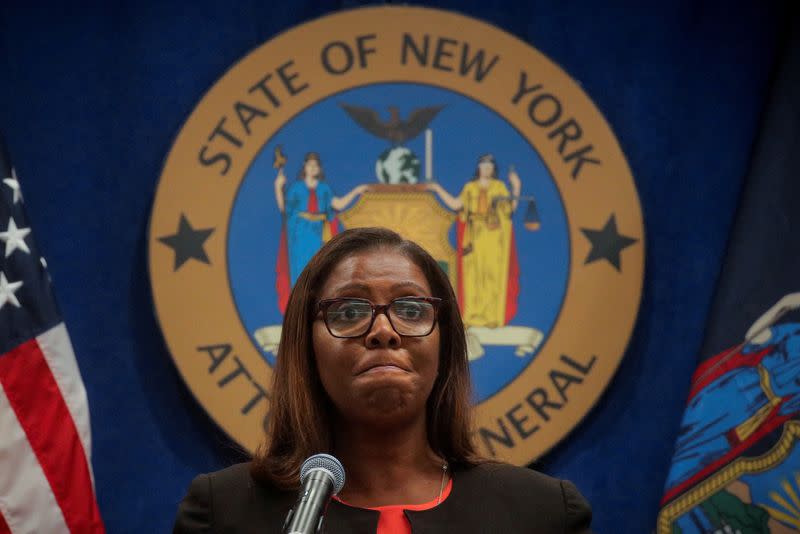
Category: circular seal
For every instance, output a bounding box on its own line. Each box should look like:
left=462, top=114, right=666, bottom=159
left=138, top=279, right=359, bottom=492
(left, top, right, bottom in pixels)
left=149, top=5, right=644, bottom=466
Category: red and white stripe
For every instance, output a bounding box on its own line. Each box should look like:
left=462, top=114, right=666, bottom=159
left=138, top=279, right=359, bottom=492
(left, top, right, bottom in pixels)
left=0, top=323, right=104, bottom=533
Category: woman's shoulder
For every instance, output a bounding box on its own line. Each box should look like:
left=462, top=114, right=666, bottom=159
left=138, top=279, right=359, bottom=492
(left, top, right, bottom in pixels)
left=489, top=178, right=510, bottom=194
left=193, top=462, right=291, bottom=497
left=286, top=180, right=305, bottom=194
left=453, top=462, right=593, bottom=532
left=460, top=180, right=478, bottom=193
left=199, top=462, right=255, bottom=490
left=453, top=462, right=592, bottom=534
left=174, top=463, right=294, bottom=533
left=458, top=462, right=562, bottom=492
left=179, top=463, right=263, bottom=509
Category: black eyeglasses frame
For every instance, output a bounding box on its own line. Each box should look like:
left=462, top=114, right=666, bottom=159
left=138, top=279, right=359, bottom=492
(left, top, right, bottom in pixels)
left=316, top=296, right=443, bottom=338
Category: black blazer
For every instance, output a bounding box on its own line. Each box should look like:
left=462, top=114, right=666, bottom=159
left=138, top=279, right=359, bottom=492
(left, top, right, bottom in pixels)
left=174, top=462, right=593, bottom=533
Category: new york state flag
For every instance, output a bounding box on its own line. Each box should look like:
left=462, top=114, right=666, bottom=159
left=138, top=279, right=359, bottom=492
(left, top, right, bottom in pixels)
left=658, top=11, right=800, bottom=534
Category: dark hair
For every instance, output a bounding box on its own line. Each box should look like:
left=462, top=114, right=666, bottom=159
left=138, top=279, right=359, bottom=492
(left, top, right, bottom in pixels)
left=251, top=227, right=483, bottom=488
left=296, top=151, right=326, bottom=181
left=471, top=153, right=498, bottom=181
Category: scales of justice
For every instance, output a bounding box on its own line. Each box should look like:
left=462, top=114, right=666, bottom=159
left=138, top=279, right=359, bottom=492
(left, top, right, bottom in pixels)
left=255, top=104, right=544, bottom=362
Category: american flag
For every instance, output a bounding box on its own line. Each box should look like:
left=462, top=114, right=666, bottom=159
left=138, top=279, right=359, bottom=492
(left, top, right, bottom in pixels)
left=0, top=138, right=104, bottom=533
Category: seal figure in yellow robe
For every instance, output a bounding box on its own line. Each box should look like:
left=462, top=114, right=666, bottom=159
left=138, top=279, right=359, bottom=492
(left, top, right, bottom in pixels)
left=428, top=154, right=521, bottom=328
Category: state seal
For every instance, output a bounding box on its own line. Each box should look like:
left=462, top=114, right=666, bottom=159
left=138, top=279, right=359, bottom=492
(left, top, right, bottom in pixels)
left=148, top=5, right=645, bottom=466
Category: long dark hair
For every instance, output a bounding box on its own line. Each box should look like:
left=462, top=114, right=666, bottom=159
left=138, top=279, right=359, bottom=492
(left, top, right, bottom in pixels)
left=251, top=227, right=483, bottom=488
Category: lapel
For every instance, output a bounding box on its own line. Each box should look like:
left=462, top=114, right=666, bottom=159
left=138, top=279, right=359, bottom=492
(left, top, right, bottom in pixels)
left=324, top=501, right=380, bottom=534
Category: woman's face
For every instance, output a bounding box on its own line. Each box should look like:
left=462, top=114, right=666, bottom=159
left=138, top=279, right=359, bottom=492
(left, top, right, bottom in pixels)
left=312, top=249, right=440, bottom=428
left=304, top=158, right=321, bottom=179
left=478, top=160, right=494, bottom=178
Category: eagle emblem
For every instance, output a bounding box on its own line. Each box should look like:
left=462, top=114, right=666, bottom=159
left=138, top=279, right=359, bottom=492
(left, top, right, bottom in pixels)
left=340, top=103, right=444, bottom=144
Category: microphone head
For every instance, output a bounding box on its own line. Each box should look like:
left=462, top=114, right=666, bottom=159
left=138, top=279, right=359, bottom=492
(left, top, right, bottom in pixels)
left=300, top=453, right=346, bottom=495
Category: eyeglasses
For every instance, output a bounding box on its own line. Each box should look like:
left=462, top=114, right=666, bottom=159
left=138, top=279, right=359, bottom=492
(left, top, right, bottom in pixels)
left=316, top=297, right=442, bottom=338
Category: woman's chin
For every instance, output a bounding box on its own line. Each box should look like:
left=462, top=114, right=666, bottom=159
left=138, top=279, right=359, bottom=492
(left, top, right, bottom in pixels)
left=349, top=387, right=423, bottom=426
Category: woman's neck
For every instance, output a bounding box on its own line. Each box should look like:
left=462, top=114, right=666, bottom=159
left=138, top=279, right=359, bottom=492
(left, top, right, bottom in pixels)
left=304, top=176, right=318, bottom=188
left=332, top=418, right=445, bottom=507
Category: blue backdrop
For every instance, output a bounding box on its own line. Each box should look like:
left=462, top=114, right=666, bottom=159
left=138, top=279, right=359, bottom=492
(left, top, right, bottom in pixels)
left=0, top=1, right=786, bottom=532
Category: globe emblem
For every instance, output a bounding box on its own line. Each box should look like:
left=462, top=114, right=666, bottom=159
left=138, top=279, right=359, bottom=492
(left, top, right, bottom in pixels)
left=375, top=146, right=421, bottom=184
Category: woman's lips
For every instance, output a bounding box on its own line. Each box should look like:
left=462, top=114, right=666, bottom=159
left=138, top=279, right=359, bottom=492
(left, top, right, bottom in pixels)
left=359, top=364, right=408, bottom=376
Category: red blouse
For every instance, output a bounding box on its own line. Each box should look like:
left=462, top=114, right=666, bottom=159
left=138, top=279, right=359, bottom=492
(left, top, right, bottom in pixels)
left=335, top=478, right=453, bottom=534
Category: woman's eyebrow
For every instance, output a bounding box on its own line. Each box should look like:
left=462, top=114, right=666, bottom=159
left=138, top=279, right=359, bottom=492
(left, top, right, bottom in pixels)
left=328, top=282, right=371, bottom=295
left=327, top=281, right=429, bottom=295
left=390, top=281, right=429, bottom=293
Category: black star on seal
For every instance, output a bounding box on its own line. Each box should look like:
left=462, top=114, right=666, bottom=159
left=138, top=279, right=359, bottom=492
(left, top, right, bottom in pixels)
left=158, top=214, right=214, bottom=271
left=580, top=214, right=638, bottom=272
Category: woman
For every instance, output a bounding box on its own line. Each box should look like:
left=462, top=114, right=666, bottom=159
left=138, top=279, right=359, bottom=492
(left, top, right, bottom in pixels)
left=427, top=155, right=521, bottom=328
left=174, top=227, right=592, bottom=533
left=274, top=152, right=366, bottom=285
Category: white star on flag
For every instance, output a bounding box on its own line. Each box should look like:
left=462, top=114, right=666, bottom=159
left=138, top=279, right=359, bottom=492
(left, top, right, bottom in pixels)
left=0, top=271, right=23, bottom=310
left=0, top=217, right=31, bottom=257
left=3, top=167, right=23, bottom=204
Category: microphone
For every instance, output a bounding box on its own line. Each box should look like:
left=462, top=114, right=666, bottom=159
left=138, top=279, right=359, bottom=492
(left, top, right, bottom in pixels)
left=283, top=454, right=346, bottom=534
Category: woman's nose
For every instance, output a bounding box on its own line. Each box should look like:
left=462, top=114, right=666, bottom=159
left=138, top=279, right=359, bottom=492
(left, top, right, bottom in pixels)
left=365, top=312, right=401, bottom=348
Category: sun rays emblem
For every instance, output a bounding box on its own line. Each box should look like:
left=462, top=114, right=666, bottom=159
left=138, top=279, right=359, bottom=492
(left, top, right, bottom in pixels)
left=763, top=472, right=800, bottom=528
